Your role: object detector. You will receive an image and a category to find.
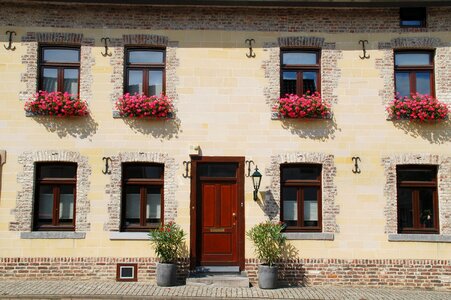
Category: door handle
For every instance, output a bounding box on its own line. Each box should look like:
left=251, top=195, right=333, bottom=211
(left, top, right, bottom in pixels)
left=232, top=212, right=236, bottom=219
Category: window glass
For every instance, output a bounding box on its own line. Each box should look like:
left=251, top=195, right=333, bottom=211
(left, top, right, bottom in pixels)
left=303, top=72, right=317, bottom=93
left=63, top=69, right=79, bottom=95
left=59, top=185, right=74, bottom=222
left=395, top=53, right=430, bottom=66
left=419, top=189, right=434, bottom=228
left=42, top=68, right=58, bottom=92
left=38, top=185, right=53, bottom=222
left=39, top=164, right=77, bottom=179
left=127, top=70, right=143, bottom=95
left=129, top=51, right=164, bottom=64
left=43, top=49, right=79, bottom=63
left=397, top=168, right=435, bottom=182
left=304, top=187, right=318, bottom=226
left=398, top=188, right=414, bottom=228
left=416, top=72, right=431, bottom=95
left=124, top=165, right=163, bottom=179
left=149, top=70, right=163, bottom=96
left=282, top=187, right=297, bottom=227
left=282, top=72, right=297, bottom=95
left=283, top=52, right=317, bottom=65
left=400, top=7, right=426, bottom=27
left=125, top=185, right=140, bottom=222
left=146, top=187, right=161, bottom=222
left=198, top=163, right=237, bottom=178
left=282, top=165, right=320, bottom=181
left=395, top=72, right=411, bottom=97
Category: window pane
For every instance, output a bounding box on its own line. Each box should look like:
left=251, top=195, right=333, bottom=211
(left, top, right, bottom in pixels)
left=398, top=188, right=413, bottom=229
left=303, top=72, right=317, bottom=93
left=282, top=71, right=297, bottom=95
left=397, top=168, right=436, bottom=182
left=63, top=69, right=79, bottom=95
left=282, top=165, right=320, bottom=181
left=282, top=187, right=297, bottom=226
left=43, top=49, right=79, bottom=63
left=123, top=165, right=163, bottom=179
left=59, top=185, right=74, bottom=222
left=198, top=163, right=237, bottom=178
left=303, top=187, right=318, bottom=226
left=283, top=52, right=317, bottom=65
left=127, top=70, right=143, bottom=94
left=419, top=189, right=434, bottom=228
left=395, top=72, right=411, bottom=97
left=149, top=70, right=163, bottom=96
left=416, top=72, right=431, bottom=95
left=401, top=20, right=422, bottom=27
left=125, top=186, right=140, bottom=223
left=42, top=68, right=58, bottom=92
left=39, top=164, right=76, bottom=179
left=129, top=51, right=163, bottom=64
left=395, top=53, right=430, bottom=66
left=38, top=185, right=53, bottom=222
left=146, top=187, right=161, bottom=224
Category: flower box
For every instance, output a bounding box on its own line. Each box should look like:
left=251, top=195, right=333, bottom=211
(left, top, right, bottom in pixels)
left=274, top=92, right=331, bottom=120
left=24, top=91, right=89, bottom=117
left=386, top=93, right=448, bottom=122
left=115, top=93, right=174, bottom=119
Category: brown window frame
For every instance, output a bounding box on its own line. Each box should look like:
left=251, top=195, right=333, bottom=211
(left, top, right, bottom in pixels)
left=396, top=165, right=439, bottom=234
left=121, top=163, right=164, bottom=232
left=280, top=164, right=322, bottom=232
left=280, top=49, right=321, bottom=97
left=33, top=162, right=77, bottom=231
left=394, top=50, right=435, bottom=97
left=38, top=45, right=81, bottom=95
left=124, top=47, right=166, bottom=96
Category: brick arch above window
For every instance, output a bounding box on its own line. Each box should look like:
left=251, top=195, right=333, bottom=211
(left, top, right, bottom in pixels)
left=266, top=152, right=339, bottom=235
left=10, top=150, right=91, bottom=233
left=104, top=152, right=177, bottom=232
left=20, top=32, right=95, bottom=103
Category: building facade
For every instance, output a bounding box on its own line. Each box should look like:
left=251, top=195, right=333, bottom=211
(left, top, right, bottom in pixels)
left=0, top=0, right=450, bottom=289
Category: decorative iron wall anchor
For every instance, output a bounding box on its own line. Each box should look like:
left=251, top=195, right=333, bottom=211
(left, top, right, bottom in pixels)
left=245, top=160, right=255, bottom=177
left=4, top=31, right=16, bottom=51
left=245, top=39, right=256, bottom=58
left=101, top=37, right=111, bottom=57
left=182, top=161, right=191, bottom=178
left=102, top=157, right=112, bottom=174
left=359, top=40, right=370, bottom=59
left=352, top=156, right=361, bottom=174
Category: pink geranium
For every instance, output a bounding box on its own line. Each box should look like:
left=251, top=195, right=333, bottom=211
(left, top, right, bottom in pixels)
left=275, top=92, right=330, bottom=119
left=387, top=93, right=448, bottom=122
left=115, top=93, right=173, bottom=118
left=25, top=91, right=89, bottom=117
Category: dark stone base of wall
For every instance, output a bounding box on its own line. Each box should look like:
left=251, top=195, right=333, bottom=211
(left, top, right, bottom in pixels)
left=1, top=257, right=450, bottom=290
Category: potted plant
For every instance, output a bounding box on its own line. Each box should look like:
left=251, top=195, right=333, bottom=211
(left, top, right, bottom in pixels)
left=275, top=92, right=331, bottom=119
left=24, top=91, right=89, bottom=117
left=386, top=93, right=448, bottom=122
left=247, top=221, right=286, bottom=289
left=149, top=221, right=186, bottom=287
left=115, top=93, right=174, bottom=118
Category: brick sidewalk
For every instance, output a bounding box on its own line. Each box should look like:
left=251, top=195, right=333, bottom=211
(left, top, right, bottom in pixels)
left=0, top=281, right=450, bottom=300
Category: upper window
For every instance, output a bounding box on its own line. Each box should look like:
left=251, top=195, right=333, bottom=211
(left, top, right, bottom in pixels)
left=125, top=48, right=165, bottom=96
left=33, top=163, right=77, bottom=231
left=400, top=7, right=426, bottom=27
left=280, top=164, right=322, bottom=232
left=394, top=51, right=434, bottom=97
left=39, top=46, right=80, bottom=95
left=280, top=50, right=320, bottom=97
left=121, top=163, right=164, bottom=232
left=397, top=165, right=438, bottom=234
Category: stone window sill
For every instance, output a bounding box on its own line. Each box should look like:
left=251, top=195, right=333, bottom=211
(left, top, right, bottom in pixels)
left=388, top=234, right=451, bottom=243
left=109, top=232, right=151, bottom=240
left=283, top=232, right=334, bottom=240
left=271, top=112, right=333, bottom=120
left=21, top=232, right=86, bottom=239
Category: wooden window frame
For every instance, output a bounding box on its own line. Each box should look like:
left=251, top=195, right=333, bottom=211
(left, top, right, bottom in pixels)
left=121, top=163, right=164, bottom=232
left=33, top=162, right=77, bottom=231
left=124, top=47, right=166, bottom=96
left=38, top=45, right=81, bottom=95
left=116, top=263, right=138, bottom=282
left=280, top=164, right=322, bottom=232
left=396, top=165, right=439, bottom=234
left=280, top=49, right=321, bottom=97
left=394, top=50, right=435, bottom=97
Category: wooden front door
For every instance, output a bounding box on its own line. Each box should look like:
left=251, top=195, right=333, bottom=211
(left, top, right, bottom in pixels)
left=190, top=157, right=244, bottom=269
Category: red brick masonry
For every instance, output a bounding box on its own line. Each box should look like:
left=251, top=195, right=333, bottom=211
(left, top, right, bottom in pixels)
left=0, top=257, right=449, bottom=290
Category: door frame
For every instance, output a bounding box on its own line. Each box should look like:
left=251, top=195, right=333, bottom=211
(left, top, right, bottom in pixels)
left=189, top=155, right=245, bottom=270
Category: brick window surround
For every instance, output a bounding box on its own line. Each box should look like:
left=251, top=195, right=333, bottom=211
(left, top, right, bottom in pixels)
left=266, top=152, right=339, bottom=240
left=382, top=154, right=451, bottom=241
left=105, top=152, right=177, bottom=234
left=10, top=150, right=91, bottom=235
left=20, top=32, right=94, bottom=104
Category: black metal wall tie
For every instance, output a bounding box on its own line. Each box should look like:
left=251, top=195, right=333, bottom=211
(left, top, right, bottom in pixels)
left=245, top=160, right=255, bottom=177
left=102, top=157, right=112, bottom=174
left=101, top=37, right=111, bottom=57
left=359, top=40, right=370, bottom=59
left=4, top=31, right=16, bottom=51
left=352, top=157, right=361, bottom=174
left=182, top=161, right=191, bottom=178
left=245, top=39, right=255, bottom=58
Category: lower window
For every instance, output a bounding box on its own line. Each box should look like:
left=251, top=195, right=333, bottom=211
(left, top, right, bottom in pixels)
left=397, top=165, right=439, bottom=234
left=34, top=163, right=77, bottom=231
left=280, top=164, right=322, bottom=232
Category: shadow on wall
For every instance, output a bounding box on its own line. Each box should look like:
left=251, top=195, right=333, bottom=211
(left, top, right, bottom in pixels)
left=256, top=190, right=279, bottom=221
left=30, top=115, right=99, bottom=139
left=391, top=119, right=451, bottom=144
left=121, top=117, right=182, bottom=139
left=280, top=117, right=340, bottom=141
left=278, top=243, right=305, bottom=287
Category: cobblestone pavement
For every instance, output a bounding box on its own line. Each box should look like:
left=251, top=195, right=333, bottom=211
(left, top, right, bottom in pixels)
left=0, top=281, right=450, bottom=300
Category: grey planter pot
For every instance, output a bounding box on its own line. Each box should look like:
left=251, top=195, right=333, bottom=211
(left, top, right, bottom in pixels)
left=156, top=263, right=177, bottom=287
left=258, top=264, right=278, bottom=289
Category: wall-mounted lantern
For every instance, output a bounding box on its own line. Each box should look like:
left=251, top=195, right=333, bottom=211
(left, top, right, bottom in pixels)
left=251, top=166, right=262, bottom=201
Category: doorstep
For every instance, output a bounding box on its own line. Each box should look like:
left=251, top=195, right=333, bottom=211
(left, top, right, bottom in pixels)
left=186, top=266, right=250, bottom=287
